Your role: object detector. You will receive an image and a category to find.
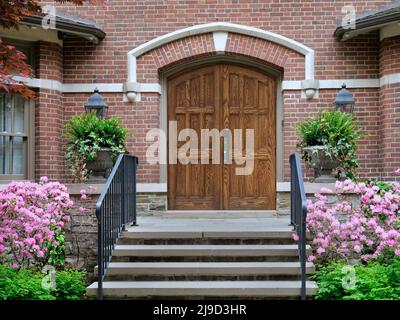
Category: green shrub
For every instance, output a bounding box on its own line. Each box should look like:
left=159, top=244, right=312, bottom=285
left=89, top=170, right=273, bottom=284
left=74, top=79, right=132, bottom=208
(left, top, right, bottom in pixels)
left=0, top=265, right=87, bottom=300
left=297, top=110, right=361, bottom=179
left=46, top=229, right=65, bottom=268
left=314, top=260, right=400, bottom=300
left=0, top=265, right=54, bottom=300
left=53, top=269, right=87, bottom=300
left=65, top=113, right=128, bottom=182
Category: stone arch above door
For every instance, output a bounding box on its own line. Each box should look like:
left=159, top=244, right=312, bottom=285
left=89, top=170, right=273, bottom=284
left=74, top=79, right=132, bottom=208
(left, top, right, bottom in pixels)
left=123, top=22, right=316, bottom=102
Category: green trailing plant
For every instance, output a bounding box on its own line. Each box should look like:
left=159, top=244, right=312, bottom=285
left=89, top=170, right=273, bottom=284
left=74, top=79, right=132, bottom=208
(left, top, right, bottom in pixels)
left=0, top=265, right=87, bottom=300
left=314, top=259, right=400, bottom=300
left=297, top=110, right=362, bottom=179
left=65, top=114, right=128, bottom=182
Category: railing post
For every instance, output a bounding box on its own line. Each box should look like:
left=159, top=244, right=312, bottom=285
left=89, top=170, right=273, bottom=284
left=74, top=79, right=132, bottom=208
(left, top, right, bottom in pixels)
left=121, top=156, right=126, bottom=231
left=301, top=210, right=307, bottom=300
left=132, top=157, right=138, bottom=226
left=290, top=152, right=308, bottom=300
left=290, top=155, right=295, bottom=227
left=97, top=212, right=103, bottom=300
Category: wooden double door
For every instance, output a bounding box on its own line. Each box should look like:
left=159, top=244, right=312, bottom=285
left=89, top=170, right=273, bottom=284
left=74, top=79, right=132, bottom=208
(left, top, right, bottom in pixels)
left=167, top=63, right=276, bottom=210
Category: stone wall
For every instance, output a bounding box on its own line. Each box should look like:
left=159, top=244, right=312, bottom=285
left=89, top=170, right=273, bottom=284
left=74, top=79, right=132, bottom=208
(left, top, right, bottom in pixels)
left=64, top=186, right=100, bottom=281
left=137, top=192, right=168, bottom=214
left=277, top=191, right=359, bottom=214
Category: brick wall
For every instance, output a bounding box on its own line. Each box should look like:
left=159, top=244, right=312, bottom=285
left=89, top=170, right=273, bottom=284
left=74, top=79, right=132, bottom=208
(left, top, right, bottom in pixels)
left=379, top=36, right=400, bottom=179
left=35, top=42, right=65, bottom=180
left=32, top=0, right=400, bottom=182
left=283, top=88, right=382, bottom=180
left=41, top=0, right=390, bottom=83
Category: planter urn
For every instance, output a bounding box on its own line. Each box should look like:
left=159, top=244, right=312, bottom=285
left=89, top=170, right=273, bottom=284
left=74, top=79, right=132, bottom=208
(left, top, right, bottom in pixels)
left=86, top=148, right=113, bottom=182
left=303, top=146, right=340, bottom=182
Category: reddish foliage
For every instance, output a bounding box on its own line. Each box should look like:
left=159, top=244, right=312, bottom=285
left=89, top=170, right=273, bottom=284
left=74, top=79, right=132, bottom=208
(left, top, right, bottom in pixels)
left=0, top=0, right=88, bottom=99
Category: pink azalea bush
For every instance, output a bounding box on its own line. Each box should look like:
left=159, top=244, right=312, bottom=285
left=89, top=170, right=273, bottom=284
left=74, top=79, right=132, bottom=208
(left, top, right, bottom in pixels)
left=0, top=177, right=73, bottom=268
left=306, top=179, right=400, bottom=265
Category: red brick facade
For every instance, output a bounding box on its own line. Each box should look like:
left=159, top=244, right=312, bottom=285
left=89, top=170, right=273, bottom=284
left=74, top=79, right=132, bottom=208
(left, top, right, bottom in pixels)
left=22, top=1, right=400, bottom=182
left=34, top=42, right=65, bottom=180
left=379, top=36, right=400, bottom=179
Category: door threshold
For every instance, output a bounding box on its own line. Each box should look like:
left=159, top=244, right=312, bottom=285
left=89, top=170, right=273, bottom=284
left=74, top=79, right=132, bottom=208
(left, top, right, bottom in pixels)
left=166, top=210, right=276, bottom=213
left=149, top=210, right=279, bottom=219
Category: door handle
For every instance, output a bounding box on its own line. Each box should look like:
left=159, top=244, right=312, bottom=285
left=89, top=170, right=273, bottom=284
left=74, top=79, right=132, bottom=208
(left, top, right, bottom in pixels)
left=223, top=136, right=231, bottom=164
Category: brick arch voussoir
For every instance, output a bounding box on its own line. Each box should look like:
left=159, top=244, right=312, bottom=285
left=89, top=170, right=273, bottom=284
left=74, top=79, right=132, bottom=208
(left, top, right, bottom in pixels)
left=135, top=33, right=305, bottom=83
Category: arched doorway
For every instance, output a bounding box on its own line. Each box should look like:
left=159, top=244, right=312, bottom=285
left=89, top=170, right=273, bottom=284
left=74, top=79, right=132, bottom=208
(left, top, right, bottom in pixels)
left=167, top=62, right=277, bottom=210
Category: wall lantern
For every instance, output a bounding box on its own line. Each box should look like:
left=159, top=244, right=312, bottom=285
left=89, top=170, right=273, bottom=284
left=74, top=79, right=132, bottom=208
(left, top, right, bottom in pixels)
left=334, top=83, right=355, bottom=113
left=84, top=88, right=108, bottom=118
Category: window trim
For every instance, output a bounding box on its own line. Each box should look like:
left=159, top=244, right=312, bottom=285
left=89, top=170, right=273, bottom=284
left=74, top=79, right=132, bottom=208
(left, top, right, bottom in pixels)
left=0, top=96, right=35, bottom=181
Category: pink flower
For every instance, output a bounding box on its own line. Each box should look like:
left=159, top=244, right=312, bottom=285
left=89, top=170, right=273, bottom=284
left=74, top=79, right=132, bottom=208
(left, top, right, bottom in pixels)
left=0, top=179, right=72, bottom=268
left=387, top=230, right=399, bottom=239
left=308, top=256, right=316, bottom=262
left=292, top=233, right=299, bottom=241
left=395, top=249, right=400, bottom=256
left=79, top=207, right=87, bottom=213
left=24, top=238, right=36, bottom=246
left=367, top=219, right=377, bottom=228
left=335, top=181, right=342, bottom=190
left=320, top=187, right=333, bottom=194
left=306, top=179, right=400, bottom=264
left=39, top=176, right=49, bottom=184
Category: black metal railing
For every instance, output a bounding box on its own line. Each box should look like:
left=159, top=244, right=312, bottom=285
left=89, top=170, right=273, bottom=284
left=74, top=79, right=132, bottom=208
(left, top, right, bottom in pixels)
left=96, top=154, right=138, bottom=300
left=290, top=152, right=308, bottom=300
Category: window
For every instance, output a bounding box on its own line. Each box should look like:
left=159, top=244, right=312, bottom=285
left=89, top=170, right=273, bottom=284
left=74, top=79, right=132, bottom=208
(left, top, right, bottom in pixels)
left=2, top=37, right=36, bottom=76
left=0, top=93, right=34, bottom=181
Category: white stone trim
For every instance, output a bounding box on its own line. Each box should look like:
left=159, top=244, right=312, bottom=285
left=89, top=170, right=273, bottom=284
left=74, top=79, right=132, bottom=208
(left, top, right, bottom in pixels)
left=277, top=182, right=337, bottom=194
left=14, top=76, right=160, bottom=94
left=120, top=182, right=337, bottom=194
left=282, top=78, right=381, bottom=91
left=122, top=82, right=162, bottom=94
left=320, top=79, right=380, bottom=89
left=127, top=22, right=315, bottom=82
left=14, top=75, right=400, bottom=93
left=212, top=31, right=228, bottom=52
left=63, top=83, right=123, bottom=93
left=137, top=183, right=167, bottom=193
left=380, top=73, right=400, bottom=87
left=125, top=22, right=316, bottom=101
left=380, top=23, right=400, bottom=41
left=14, top=76, right=63, bottom=92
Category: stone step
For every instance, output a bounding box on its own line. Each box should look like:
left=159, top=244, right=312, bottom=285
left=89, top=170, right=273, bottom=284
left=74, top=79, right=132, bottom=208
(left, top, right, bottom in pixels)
left=112, top=244, right=308, bottom=262
left=98, top=261, right=315, bottom=281
left=86, top=280, right=318, bottom=299
left=113, top=244, right=306, bottom=257
left=121, top=230, right=294, bottom=240
left=119, top=230, right=296, bottom=245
